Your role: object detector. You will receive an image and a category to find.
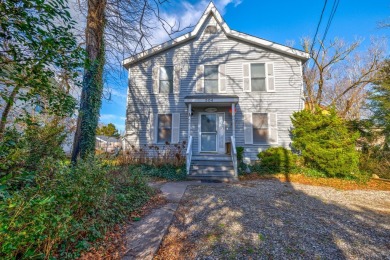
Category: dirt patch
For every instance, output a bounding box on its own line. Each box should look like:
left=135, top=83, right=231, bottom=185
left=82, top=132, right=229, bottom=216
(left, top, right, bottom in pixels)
left=155, top=180, right=390, bottom=259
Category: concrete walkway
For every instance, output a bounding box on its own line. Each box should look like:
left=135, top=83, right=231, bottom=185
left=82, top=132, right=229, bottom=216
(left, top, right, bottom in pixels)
left=122, top=181, right=200, bottom=260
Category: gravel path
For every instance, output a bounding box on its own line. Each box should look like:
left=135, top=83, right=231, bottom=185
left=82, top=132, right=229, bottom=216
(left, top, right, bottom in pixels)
left=155, top=180, right=390, bottom=260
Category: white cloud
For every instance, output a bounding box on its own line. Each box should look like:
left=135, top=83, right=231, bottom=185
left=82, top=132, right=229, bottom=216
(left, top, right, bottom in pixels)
left=151, top=0, right=244, bottom=45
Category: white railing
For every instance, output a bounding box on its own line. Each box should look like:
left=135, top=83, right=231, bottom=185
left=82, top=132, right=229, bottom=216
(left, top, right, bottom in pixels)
left=186, top=136, right=193, bottom=175
left=231, top=136, right=238, bottom=177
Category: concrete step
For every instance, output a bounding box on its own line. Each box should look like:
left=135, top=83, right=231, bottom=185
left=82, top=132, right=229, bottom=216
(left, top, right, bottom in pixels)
left=190, top=169, right=235, bottom=175
left=192, top=155, right=232, bottom=161
left=188, top=174, right=237, bottom=182
left=191, top=165, right=234, bottom=172
left=191, top=161, right=233, bottom=167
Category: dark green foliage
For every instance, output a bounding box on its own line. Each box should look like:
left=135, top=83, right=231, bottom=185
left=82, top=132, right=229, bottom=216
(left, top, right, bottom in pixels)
left=236, top=147, right=244, bottom=161
left=254, top=147, right=299, bottom=174
left=97, top=123, right=121, bottom=138
left=134, top=164, right=187, bottom=181
left=0, top=0, right=84, bottom=135
left=0, top=157, right=152, bottom=259
left=291, top=108, right=360, bottom=178
left=0, top=120, right=67, bottom=194
left=368, top=59, right=390, bottom=148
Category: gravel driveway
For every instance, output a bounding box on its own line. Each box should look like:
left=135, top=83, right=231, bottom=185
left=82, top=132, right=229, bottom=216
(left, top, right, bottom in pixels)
left=155, top=180, right=390, bottom=259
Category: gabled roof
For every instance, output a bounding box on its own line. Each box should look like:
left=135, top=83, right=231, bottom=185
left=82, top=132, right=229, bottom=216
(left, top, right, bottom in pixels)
left=122, top=2, right=310, bottom=68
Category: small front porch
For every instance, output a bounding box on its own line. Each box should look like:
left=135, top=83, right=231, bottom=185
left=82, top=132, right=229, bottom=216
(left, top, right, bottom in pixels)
left=184, top=95, right=239, bottom=181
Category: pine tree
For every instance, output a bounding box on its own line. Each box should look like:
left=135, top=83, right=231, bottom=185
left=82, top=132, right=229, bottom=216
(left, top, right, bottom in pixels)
left=291, top=108, right=360, bottom=177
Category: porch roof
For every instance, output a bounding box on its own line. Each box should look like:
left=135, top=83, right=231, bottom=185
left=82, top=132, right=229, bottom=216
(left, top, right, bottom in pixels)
left=184, top=95, right=239, bottom=106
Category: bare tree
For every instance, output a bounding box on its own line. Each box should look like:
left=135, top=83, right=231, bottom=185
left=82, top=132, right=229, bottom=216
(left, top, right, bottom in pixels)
left=302, top=37, right=386, bottom=119
left=71, top=0, right=188, bottom=161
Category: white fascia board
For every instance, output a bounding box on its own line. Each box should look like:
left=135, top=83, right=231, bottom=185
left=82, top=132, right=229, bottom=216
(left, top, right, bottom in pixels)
left=228, top=30, right=310, bottom=60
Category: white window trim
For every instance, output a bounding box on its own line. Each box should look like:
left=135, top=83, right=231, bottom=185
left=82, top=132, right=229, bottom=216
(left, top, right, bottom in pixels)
left=156, top=113, right=172, bottom=144
left=246, top=62, right=274, bottom=92
left=204, top=64, right=219, bottom=94
left=252, top=113, right=269, bottom=145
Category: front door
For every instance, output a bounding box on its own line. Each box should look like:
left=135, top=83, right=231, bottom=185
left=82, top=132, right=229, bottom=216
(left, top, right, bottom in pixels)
left=199, top=113, right=225, bottom=153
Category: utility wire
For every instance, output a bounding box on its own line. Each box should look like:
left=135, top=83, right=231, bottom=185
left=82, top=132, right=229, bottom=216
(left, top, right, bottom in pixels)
left=315, top=0, right=340, bottom=60
left=310, top=0, right=328, bottom=54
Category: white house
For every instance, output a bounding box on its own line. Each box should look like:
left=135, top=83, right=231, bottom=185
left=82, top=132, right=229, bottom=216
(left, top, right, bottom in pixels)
left=122, top=2, right=309, bottom=180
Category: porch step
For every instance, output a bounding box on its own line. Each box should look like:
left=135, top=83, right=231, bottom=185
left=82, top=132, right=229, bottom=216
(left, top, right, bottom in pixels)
left=192, top=155, right=231, bottom=161
left=189, top=155, right=237, bottom=182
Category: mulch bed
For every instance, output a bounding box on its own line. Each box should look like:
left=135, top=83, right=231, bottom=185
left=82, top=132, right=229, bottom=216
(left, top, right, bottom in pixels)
left=239, top=173, right=390, bottom=191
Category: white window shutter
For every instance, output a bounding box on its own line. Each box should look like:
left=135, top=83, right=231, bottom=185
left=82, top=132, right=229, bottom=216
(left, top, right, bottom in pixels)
left=243, top=63, right=251, bottom=92
left=244, top=113, right=253, bottom=144
left=149, top=113, right=156, bottom=144
left=152, top=66, right=160, bottom=93
left=171, top=113, right=180, bottom=144
left=196, top=65, right=204, bottom=93
left=267, top=63, right=275, bottom=92
left=268, top=113, right=278, bottom=144
left=173, top=66, right=181, bottom=94
left=219, top=64, right=227, bottom=93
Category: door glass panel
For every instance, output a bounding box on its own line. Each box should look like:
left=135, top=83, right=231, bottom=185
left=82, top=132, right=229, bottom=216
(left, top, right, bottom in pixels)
left=201, top=134, right=217, bottom=151
left=201, top=114, right=216, bottom=132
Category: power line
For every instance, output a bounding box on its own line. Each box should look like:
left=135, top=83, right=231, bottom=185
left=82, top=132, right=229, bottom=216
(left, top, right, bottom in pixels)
left=315, top=0, right=340, bottom=60
left=310, top=0, right=328, bottom=54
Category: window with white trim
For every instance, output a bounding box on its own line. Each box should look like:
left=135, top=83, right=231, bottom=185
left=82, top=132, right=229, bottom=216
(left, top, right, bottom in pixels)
left=204, top=65, right=219, bottom=93
left=159, top=66, right=173, bottom=93
left=251, top=63, right=266, bottom=91
left=252, top=113, right=268, bottom=143
left=157, top=114, right=172, bottom=143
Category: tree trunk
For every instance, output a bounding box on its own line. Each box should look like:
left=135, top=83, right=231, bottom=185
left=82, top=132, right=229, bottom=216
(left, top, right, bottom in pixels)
left=0, top=86, right=20, bottom=140
left=71, top=0, right=107, bottom=162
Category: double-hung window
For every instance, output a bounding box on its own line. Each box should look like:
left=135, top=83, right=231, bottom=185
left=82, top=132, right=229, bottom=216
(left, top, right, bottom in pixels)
left=204, top=65, right=219, bottom=93
left=252, top=113, right=268, bottom=143
left=157, top=114, right=172, bottom=143
left=159, top=66, right=173, bottom=93
left=251, top=63, right=266, bottom=91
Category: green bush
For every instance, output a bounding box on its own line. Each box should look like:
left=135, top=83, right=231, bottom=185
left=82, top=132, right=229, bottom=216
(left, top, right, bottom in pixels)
left=291, top=108, right=360, bottom=178
left=135, top=164, right=187, bottom=181
left=254, top=147, right=299, bottom=174
left=0, top=157, right=153, bottom=259
left=236, top=147, right=244, bottom=161
left=0, top=120, right=67, bottom=193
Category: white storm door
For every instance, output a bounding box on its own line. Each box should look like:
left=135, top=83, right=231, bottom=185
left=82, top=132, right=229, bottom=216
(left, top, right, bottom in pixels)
left=217, top=113, right=225, bottom=154
left=200, top=113, right=217, bottom=152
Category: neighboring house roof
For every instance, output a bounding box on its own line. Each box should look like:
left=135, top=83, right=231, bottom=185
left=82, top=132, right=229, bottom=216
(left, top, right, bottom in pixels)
left=96, top=135, right=120, bottom=143
left=122, top=2, right=310, bottom=68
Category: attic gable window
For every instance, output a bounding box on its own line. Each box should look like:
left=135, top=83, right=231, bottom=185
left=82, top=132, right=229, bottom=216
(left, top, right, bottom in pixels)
left=205, top=25, right=217, bottom=34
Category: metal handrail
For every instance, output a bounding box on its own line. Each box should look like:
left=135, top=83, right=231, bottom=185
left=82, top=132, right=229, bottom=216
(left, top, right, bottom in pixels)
left=186, top=136, right=193, bottom=175
left=231, top=136, right=238, bottom=177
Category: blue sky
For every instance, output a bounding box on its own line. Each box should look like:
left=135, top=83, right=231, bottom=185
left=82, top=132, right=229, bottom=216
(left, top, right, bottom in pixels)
left=99, top=0, right=389, bottom=133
